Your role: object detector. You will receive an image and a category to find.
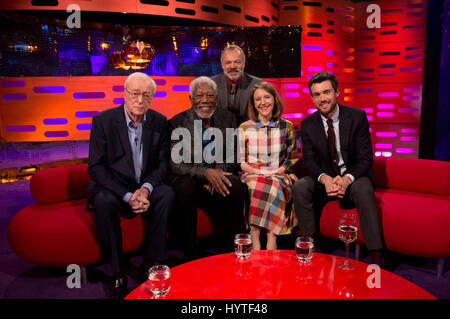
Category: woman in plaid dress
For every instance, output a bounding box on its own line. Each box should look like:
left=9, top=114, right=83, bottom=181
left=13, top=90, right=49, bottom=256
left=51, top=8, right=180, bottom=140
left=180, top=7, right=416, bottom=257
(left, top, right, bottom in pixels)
left=239, top=82, right=299, bottom=250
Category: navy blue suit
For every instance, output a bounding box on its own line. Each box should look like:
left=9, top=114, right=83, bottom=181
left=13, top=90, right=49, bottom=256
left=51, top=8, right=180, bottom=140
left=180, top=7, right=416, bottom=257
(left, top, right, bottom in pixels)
left=87, top=105, right=174, bottom=274
left=293, top=105, right=383, bottom=251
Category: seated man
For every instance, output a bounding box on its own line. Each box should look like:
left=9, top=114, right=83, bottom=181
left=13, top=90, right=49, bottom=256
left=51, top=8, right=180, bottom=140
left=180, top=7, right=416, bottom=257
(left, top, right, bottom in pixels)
left=292, top=71, right=384, bottom=266
left=168, top=76, right=246, bottom=260
left=87, top=72, right=174, bottom=298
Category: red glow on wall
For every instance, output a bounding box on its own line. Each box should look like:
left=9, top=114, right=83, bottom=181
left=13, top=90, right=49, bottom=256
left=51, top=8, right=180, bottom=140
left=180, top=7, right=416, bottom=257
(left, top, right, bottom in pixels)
left=0, top=0, right=427, bottom=158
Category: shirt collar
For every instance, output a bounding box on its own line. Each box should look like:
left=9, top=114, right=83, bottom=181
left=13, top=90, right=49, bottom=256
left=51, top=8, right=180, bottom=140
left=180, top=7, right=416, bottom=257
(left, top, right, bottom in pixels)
left=124, top=105, right=146, bottom=128
left=320, top=104, right=340, bottom=123
left=256, top=119, right=277, bottom=128
left=226, top=76, right=242, bottom=91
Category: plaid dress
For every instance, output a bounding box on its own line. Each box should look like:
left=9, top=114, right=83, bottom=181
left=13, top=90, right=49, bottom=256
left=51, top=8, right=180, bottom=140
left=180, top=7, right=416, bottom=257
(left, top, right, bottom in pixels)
left=239, top=118, right=299, bottom=235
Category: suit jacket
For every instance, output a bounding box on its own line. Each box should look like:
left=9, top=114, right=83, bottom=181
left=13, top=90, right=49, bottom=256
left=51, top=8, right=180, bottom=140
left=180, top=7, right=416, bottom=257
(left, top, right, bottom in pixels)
left=87, top=104, right=170, bottom=200
left=211, top=72, right=261, bottom=124
left=300, top=105, right=374, bottom=183
left=168, top=106, right=238, bottom=180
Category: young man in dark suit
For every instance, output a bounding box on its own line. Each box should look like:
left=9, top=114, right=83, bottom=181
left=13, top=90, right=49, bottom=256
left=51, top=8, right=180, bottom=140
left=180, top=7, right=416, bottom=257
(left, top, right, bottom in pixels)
left=87, top=72, right=174, bottom=298
left=211, top=45, right=261, bottom=126
left=292, top=71, right=384, bottom=266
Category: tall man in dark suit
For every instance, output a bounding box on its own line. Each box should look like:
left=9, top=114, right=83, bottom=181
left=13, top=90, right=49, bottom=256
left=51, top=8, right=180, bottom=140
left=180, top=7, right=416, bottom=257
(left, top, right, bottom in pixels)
left=87, top=72, right=174, bottom=298
left=292, top=71, right=383, bottom=266
left=211, top=45, right=261, bottom=125
left=168, top=76, right=246, bottom=260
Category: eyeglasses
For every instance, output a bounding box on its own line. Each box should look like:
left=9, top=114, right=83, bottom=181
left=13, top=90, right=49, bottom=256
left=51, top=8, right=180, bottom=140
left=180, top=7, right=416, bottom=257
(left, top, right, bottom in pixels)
left=125, top=88, right=153, bottom=100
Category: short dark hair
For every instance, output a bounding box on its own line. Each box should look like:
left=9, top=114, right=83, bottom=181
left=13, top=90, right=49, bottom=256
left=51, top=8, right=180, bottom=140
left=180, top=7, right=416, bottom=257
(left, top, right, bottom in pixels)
left=308, top=71, right=338, bottom=95
left=247, top=82, right=283, bottom=122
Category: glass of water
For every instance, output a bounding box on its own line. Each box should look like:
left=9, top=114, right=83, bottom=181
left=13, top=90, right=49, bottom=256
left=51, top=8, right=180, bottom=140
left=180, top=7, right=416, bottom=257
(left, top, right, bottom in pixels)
left=295, top=236, right=314, bottom=262
left=147, top=264, right=171, bottom=298
left=234, top=233, right=252, bottom=259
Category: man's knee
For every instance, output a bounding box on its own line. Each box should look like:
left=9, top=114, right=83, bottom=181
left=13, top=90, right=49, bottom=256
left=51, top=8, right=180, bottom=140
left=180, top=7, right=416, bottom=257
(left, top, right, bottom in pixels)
left=293, top=176, right=315, bottom=197
left=91, top=189, right=122, bottom=215
left=172, top=175, right=197, bottom=201
left=350, top=177, right=374, bottom=198
left=228, top=174, right=246, bottom=197
left=151, top=184, right=175, bottom=205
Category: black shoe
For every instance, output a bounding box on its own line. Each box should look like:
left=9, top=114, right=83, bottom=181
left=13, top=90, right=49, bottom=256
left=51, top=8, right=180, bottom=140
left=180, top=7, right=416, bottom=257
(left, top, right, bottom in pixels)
left=110, top=273, right=128, bottom=299
left=369, top=250, right=384, bottom=268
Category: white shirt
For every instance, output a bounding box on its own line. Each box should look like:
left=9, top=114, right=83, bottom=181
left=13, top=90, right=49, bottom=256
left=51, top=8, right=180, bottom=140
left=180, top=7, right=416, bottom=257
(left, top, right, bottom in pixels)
left=318, top=105, right=355, bottom=184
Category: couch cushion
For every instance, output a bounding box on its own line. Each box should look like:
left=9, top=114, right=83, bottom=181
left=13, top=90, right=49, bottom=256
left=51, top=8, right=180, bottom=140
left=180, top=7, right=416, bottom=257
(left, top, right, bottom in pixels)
left=378, top=189, right=450, bottom=257
left=197, top=209, right=213, bottom=238
left=376, top=157, right=450, bottom=196
left=7, top=199, right=143, bottom=267
left=30, top=164, right=90, bottom=204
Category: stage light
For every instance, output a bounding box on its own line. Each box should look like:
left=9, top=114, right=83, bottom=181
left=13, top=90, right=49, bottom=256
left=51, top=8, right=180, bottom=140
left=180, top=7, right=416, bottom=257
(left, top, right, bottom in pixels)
left=110, top=40, right=155, bottom=70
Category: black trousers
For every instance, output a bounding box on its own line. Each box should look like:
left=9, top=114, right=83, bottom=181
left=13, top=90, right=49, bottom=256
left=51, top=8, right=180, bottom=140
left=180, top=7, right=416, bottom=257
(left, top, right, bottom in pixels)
left=168, top=174, right=246, bottom=258
left=292, top=176, right=383, bottom=251
left=88, top=183, right=174, bottom=274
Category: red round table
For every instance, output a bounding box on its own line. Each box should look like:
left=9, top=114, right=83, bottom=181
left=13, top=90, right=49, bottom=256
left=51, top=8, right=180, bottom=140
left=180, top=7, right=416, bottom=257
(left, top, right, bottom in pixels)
left=125, top=250, right=435, bottom=299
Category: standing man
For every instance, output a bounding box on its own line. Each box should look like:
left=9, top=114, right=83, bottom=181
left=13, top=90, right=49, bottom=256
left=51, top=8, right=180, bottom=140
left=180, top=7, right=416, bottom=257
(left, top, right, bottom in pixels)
left=212, top=45, right=261, bottom=125
left=87, top=72, right=174, bottom=298
left=292, top=71, right=384, bottom=266
left=168, top=76, right=246, bottom=260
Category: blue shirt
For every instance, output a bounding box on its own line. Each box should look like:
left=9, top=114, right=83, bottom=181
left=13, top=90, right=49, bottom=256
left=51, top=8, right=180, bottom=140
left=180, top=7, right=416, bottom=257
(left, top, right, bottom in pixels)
left=122, top=108, right=153, bottom=203
left=255, top=120, right=276, bottom=129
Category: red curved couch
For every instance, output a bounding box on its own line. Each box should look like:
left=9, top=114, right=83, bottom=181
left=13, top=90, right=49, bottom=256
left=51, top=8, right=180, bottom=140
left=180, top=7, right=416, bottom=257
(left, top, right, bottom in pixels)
left=314, top=156, right=450, bottom=276
left=7, top=157, right=450, bottom=276
left=7, top=164, right=212, bottom=268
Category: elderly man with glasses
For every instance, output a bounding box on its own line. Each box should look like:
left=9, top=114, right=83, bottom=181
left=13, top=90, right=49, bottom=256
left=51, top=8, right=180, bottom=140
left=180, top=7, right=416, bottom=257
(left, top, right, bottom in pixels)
left=87, top=72, right=174, bottom=299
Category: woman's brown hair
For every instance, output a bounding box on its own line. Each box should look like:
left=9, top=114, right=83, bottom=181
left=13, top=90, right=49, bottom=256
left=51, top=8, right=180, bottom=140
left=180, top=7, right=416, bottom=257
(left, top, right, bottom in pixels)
left=247, top=82, right=284, bottom=122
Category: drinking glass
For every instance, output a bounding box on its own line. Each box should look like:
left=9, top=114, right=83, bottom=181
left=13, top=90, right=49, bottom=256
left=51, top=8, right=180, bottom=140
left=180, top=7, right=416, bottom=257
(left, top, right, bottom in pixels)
left=147, top=264, right=171, bottom=298
left=234, top=233, right=252, bottom=259
left=337, top=213, right=358, bottom=270
left=295, top=236, right=314, bottom=262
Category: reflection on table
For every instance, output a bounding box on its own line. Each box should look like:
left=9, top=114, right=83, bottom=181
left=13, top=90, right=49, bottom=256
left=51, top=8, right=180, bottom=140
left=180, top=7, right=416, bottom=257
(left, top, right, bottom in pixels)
left=125, top=250, right=435, bottom=299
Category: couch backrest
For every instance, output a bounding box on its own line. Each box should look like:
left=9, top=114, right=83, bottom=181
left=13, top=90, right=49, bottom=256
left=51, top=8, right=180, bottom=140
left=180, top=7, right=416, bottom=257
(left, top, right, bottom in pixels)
left=373, top=157, right=450, bottom=196
left=30, top=163, right=90, bottom=204
left=293, top=156, right=449, bottom=196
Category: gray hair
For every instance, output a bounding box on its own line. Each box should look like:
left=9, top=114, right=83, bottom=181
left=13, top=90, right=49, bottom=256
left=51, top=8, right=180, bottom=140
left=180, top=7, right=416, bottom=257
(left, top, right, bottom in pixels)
left=220, top=45, right=246, bottom=64
left=189, top=76, right=218, bottom=98
left=124, top=72, right=157, bottom=95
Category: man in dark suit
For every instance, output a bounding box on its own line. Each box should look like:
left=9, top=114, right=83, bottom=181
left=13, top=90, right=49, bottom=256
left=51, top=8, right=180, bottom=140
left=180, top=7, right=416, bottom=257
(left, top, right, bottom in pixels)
left=292, top=71, right=383, bottom=266
left=168, top=76, right=246, bottom=260
left=211, top=45, right=261, bottom=125
left=87, top=72, right=174, bottom=298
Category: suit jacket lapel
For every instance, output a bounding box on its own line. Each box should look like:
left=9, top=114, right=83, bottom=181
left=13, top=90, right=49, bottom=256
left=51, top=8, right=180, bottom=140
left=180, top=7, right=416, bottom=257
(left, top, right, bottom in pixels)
left=142, top=111, right=153, bottom=174
left=115, top=106, right=135, bottom=177
left=217, top=74, right=228, bottom=110
left=313, top=112, right=329, bottom=160
left=238, top=73, right=251, bottom=116
left=338, top=105, right=350, bottom=164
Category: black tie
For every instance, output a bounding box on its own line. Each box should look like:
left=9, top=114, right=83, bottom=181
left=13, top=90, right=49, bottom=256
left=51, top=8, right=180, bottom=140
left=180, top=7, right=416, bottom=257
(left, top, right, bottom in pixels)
left=229, top=83, right=237, bottom=109
left=327, top=118, right=339, bottom=176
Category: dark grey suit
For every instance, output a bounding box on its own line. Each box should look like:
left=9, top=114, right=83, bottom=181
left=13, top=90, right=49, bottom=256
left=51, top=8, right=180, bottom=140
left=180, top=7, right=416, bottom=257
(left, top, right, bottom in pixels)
left=211, top=72, right=261, bottom=125
left=168, top=107, right=246, bottom=258
left=87, top=105, right=174, bottom=274
left=293, top=105, right=383, bottom=251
